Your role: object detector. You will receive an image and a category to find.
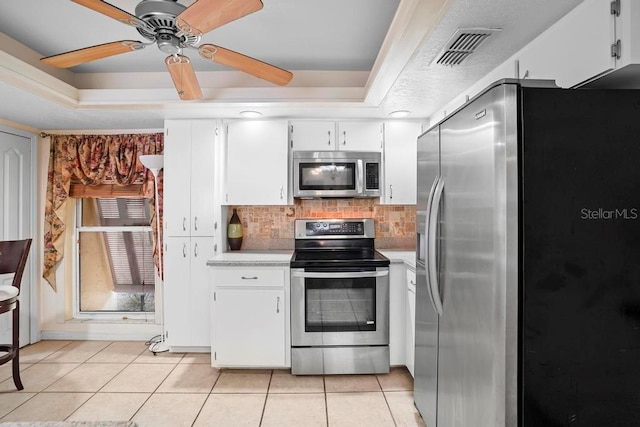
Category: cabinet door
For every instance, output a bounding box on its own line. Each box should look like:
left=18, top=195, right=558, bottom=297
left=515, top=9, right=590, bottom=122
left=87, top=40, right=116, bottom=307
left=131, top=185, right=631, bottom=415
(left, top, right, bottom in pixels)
left=190, top=120, right=217, bottom=237
left=213, top=288, right=285, bottom=366
left=164, top=236, right=191, bottom=347
left=389, top=263, right=406, bottom=366
left=190, top=237, right=215, bottom=346
left=383, top=121, right=421, bottom=205
left=289, top=121, right=336, bottom=151
left=337, top=121, right=383, bottom=151
left=406, top=268, right=416, bottom=377
left=517, top=0, right=615, bottom=88
left=164, top=121, right=192, bottom=236
left=225, top=120, right=289, bottom=205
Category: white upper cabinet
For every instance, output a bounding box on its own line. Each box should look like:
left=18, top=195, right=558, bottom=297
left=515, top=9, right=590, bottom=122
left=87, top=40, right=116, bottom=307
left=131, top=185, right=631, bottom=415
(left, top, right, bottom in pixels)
left=382, top=121, right=422, bottom=205
left=164, top=120, right=217, bottom=237
left=516, top=0, right=617, bottom=88
left=289, top=120, right=383, bottom=151
left=224, top=120, right=289, bottom=205
left=289, top=121, right=336, bottom=151
left=337, top=121, right=384, bottom=151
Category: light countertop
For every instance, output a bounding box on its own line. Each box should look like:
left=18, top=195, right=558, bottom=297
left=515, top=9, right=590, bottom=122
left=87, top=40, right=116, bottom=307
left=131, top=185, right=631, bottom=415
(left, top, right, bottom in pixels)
left=207, top=249, right=415, bottom=269
left=206, top=250, right=293, bottom=267
left=378, top=250, right=416, bottom=270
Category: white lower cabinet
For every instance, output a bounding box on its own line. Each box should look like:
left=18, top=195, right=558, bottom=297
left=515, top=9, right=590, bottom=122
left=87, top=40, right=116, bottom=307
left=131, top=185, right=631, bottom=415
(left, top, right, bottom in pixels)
left=211, top=265, right=290, bottom=368
left=164, top=236, right=214, bottom=349
left=406, top=268, right=416, bottom=377
left=389, top=263, right=407, bottom=366
left=213, top=288, right=285, bottom=366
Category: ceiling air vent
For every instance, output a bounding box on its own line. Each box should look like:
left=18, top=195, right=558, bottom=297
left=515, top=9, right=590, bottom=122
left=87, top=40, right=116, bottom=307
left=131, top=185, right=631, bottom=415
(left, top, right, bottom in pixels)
left=433, top=28, right=501, bottom=66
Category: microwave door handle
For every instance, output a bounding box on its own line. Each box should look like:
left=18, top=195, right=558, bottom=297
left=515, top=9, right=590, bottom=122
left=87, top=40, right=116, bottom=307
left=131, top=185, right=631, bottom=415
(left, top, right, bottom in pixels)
left=356, top=159, right=364, bottom=194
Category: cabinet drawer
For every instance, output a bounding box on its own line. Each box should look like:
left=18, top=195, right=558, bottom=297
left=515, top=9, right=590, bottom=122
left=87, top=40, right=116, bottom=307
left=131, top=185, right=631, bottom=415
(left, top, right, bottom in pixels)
left=213, top=268, right=285, bottom=287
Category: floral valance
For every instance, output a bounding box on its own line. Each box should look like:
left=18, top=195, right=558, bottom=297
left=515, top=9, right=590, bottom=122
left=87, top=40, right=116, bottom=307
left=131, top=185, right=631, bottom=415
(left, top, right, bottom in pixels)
left=44, top=133, right=164, bottom=290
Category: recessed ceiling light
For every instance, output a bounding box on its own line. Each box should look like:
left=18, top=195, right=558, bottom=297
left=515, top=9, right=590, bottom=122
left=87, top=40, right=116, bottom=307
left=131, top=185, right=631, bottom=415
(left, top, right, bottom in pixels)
left=389, top=110, right=411, bottom=118
left=240, top=110, right=262, bottom=118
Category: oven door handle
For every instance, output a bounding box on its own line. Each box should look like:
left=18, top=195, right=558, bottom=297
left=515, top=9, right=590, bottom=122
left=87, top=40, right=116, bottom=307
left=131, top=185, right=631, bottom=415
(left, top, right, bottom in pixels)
left=291, top=270, right=389, bottom=279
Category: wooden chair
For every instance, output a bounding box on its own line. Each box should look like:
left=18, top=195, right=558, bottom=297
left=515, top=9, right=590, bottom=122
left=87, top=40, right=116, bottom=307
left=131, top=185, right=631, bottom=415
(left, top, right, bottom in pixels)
left=0, top=239, right=32, bottom=391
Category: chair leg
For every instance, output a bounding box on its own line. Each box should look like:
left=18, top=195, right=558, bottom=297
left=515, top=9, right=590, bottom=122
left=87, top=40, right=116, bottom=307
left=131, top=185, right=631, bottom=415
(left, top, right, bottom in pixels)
left=12, top=301, right=23, bottom=391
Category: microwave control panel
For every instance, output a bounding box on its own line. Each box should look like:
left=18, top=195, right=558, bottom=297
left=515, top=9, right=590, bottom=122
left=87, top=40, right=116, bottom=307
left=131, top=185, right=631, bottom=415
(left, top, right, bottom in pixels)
left=365, top=163, right=380, bottom=189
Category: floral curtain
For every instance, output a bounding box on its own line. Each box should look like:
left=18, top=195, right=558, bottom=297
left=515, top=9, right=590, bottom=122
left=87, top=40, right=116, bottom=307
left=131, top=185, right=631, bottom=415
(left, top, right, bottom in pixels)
left=43, top=133, right=164, bottom=290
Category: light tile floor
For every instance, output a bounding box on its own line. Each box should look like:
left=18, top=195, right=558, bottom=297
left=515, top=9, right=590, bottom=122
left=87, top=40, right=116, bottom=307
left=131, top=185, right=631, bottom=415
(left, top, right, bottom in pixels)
left=0, top=340, right=426, bottom=427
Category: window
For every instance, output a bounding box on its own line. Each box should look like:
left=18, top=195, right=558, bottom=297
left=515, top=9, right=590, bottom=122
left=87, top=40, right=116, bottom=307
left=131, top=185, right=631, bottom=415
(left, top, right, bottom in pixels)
left=75, top=197, right=156, bottom=315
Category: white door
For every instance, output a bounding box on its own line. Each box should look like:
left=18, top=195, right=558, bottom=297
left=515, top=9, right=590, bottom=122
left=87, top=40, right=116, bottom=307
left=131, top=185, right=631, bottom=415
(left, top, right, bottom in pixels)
left=0, top=129, right=32, bottom=347
left=213, top=288, right=285, bottom=366
left=164, top=120, right=192, bottom=237
left=289, top=121, right=336, bottom=151
left=225, top=120, right=289, bottom=205
left=337, top=121, right=383, bottom=151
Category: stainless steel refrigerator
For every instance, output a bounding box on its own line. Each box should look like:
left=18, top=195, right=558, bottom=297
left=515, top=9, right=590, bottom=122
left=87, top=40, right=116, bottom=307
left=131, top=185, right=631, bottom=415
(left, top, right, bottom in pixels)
left=414, top=79, right=640, bottom=426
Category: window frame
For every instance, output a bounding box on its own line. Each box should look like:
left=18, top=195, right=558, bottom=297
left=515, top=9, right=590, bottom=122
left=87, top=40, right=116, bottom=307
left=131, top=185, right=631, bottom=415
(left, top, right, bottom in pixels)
left=72, top=197, right=158, bottom=322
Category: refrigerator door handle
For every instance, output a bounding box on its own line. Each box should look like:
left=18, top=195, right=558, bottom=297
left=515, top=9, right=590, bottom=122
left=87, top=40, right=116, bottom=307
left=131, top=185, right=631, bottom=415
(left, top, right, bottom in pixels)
left=428, top=176, right=445, bottom=315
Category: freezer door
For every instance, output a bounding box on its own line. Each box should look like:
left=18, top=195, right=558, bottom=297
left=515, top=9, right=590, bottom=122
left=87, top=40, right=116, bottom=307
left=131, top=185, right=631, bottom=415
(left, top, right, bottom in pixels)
left=413, top=126, right=440, bottom=427
left=436, top=83, right=519, bottom=427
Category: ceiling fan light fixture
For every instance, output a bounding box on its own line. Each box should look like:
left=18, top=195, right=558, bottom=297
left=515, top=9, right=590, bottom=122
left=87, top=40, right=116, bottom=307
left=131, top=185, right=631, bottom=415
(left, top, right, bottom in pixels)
left=240, top=110, right=262, bottom=118
left=389, top=110, right=411, bottom=118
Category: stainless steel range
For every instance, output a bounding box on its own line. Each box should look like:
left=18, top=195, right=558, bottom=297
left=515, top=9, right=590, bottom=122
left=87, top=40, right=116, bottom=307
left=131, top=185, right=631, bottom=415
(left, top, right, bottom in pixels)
left=290, top=218, right=390, bottom=375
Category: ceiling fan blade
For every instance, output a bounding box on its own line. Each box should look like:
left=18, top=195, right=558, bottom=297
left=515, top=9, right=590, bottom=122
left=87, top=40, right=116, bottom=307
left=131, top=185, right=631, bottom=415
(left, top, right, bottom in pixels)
left=176, top=0, right=263, bottom=36
left=199, top=44, right=293, bottom=86
left=41, top=41, right=145, bottom=68
left=165, top=55, right=203, bottom=100
left=72, top=0, right=153, bottom=32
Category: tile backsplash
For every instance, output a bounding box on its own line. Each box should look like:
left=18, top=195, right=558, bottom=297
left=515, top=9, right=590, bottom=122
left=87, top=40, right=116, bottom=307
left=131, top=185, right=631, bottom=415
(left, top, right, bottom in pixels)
left=227, top=199, right=416, bottom=250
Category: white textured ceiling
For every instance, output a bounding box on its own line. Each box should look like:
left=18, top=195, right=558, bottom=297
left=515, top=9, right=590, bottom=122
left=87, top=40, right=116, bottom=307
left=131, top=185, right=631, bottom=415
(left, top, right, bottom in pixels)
left=0, top=0, right=584, bottom=131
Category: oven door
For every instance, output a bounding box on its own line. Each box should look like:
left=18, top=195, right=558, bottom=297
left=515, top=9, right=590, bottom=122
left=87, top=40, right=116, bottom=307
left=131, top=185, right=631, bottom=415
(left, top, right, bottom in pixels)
left=290, top=267, right=389, bottom=346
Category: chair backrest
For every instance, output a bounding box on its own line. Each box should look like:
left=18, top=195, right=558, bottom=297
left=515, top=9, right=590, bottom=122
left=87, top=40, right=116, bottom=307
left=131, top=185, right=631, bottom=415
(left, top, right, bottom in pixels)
left=0, top=239, right=32, bottom=290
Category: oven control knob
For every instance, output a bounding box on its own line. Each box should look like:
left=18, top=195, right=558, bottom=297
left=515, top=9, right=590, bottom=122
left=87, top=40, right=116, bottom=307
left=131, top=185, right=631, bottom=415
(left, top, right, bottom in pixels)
left=315, top=223, right=321, bottom=229
left=322, top=223, right=328, bottom=229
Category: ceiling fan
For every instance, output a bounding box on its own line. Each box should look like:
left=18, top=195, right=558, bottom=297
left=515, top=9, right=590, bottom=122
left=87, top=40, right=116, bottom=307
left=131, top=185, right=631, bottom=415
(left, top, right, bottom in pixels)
left=41, top=0, right=293, bottom=100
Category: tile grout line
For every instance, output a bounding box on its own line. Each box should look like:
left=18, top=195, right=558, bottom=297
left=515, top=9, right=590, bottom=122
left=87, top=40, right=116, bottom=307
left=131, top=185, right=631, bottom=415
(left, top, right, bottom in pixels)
left=257, top=369, right=274, bottom=426
left=323, top=375, right=330, bottom=427
left=2, top=342, right=111, bottom=421
left=127, top=350, right=185, bottom=423
left=377, top=374, right=399, bottom=427
left=189, top=365, right=223, bottom=426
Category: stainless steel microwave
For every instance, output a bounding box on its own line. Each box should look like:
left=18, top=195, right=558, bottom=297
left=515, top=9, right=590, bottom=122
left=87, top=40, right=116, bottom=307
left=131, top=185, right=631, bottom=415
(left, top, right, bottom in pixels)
left=293, top=151, right=382, bottom=198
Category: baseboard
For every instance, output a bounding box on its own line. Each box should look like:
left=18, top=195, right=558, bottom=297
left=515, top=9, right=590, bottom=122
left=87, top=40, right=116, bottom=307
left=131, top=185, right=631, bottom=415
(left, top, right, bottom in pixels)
left=40, top=330, right=158, bottom=341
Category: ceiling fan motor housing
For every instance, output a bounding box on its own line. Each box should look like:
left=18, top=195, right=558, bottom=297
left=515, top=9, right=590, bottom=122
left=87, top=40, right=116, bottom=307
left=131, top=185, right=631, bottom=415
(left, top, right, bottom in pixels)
left=134, top=0, right=199, bottom=51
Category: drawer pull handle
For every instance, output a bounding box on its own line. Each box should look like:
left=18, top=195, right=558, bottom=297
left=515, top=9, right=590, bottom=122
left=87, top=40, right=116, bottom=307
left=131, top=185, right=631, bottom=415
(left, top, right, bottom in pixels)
left=276, top=296, right=280, bottom=313
left=241, top=276, right=258, bottom=280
